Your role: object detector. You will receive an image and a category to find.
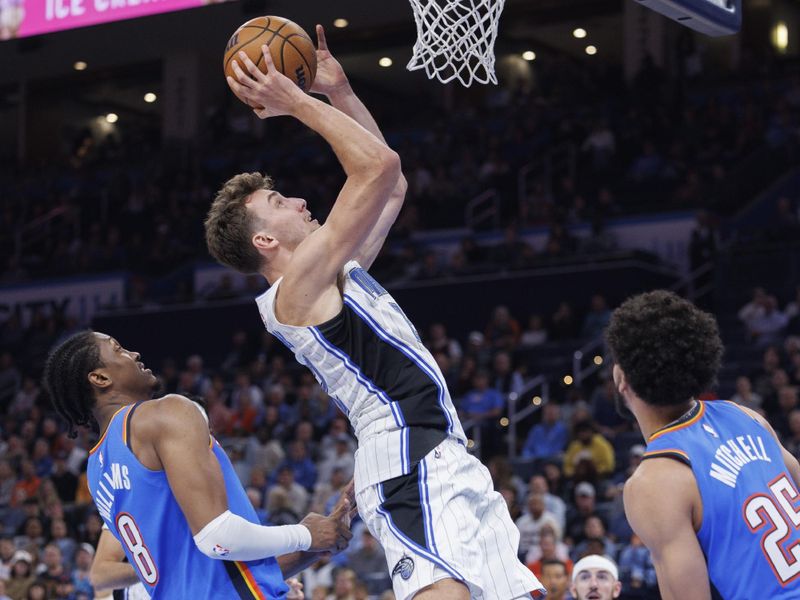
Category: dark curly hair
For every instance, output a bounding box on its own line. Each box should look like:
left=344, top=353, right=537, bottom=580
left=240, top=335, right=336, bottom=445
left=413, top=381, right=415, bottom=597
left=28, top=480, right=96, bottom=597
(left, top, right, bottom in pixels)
left=42, top=331, right=103, bottom=437
left=605, top=290, right=723, bottom=407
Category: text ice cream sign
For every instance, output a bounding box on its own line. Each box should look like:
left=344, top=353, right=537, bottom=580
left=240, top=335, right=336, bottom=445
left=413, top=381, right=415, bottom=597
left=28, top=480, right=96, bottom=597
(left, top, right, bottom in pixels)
left=1, top=0, right=227, bottom=41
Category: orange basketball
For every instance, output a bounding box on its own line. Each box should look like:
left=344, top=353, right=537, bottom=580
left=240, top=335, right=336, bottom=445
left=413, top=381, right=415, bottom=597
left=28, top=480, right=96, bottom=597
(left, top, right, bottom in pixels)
left=223, top=16, right=317, bottom=108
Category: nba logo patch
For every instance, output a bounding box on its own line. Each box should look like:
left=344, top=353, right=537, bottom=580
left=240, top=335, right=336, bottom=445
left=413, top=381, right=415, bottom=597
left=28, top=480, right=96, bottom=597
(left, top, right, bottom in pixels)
left=213, top=544, right=230, bottom=557
left=392, top=556, right=414, bottom=580
left=703, top=423, right=719, bottom=438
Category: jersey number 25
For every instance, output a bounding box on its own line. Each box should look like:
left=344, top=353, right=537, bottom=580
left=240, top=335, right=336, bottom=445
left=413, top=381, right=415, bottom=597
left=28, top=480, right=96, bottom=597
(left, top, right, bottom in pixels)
left=744, top=474, right=800, bottom=585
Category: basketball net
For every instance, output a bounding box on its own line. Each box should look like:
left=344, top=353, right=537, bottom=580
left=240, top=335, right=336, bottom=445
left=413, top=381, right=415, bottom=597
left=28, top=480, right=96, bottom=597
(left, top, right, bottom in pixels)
left=406, top=0, right=506, bottom=87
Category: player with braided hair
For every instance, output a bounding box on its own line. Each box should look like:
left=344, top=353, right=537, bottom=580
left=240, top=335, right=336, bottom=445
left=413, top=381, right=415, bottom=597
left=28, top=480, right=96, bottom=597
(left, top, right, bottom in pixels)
left=43, top=330, right=353, bottom=598
left=43, top=330, right=104, bottom=437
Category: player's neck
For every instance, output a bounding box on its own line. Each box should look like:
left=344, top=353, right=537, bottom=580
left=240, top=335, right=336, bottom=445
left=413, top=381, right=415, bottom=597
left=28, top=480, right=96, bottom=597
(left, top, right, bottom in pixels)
left=634, top=398, right=697, bottom=441
left=93, top=392, right=139, bottom=434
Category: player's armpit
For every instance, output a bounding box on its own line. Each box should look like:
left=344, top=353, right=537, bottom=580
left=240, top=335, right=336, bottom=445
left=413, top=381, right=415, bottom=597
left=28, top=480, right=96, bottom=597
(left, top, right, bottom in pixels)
left=90, top=529, right=141, bottom=594
left=624, top=459, right=712, bottom=600
left=145, top=395, right=229, bottom=535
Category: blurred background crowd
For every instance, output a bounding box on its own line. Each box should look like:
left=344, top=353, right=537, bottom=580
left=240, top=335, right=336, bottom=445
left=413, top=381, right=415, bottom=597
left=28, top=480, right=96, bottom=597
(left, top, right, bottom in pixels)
left=2, top=0, right=800, bottom=597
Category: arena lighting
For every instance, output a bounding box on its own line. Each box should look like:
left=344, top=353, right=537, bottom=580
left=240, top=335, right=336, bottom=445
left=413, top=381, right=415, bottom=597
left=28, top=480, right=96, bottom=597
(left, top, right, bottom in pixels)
left=378, top=57, right=393, bottom=67
left=585, top=45, right=598, bottom=55
left=772, top=22, right=788, bottom=52
left=563, top=375, right=574, bottom=385
left=522, top=50, right=536, bottom=61
left=532, top=396, right=542, bottom=405
left=105, top=113, right=118, bottom=124
left=73, top=61, right=87, bottom=71
left=333, top=18, right=349, bottom=28
left=500, top=417, right=509, bottom=427
left=593, top=355, right=604, bottom=365
left=573, top=27, right=587, bottom=38
left=143, top=93, right=157, bottom=103
left=467, top=439, right=475, bottom=449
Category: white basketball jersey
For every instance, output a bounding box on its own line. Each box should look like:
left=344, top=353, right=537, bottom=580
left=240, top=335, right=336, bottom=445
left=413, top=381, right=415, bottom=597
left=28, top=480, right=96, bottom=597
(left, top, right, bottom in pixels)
left=255, top=261, right=466, bottom=491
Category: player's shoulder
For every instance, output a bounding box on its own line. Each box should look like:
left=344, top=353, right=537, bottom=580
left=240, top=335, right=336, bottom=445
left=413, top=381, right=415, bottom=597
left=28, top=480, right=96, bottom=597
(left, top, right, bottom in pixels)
left=624, top=457, right=698, bottom=533
left=133, top=395, right=207, bottom=435
left=625, top=453, right=695, bottom=498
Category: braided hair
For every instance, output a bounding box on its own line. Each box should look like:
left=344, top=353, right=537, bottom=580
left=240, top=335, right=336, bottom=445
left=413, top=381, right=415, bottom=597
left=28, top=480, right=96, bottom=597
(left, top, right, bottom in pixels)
left=42, top=330, right=103, bottom=437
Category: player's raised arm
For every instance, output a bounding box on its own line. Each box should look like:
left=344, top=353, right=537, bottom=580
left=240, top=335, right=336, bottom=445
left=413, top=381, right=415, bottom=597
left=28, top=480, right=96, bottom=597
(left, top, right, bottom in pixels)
left=137, top=395, right=350, bottom=561
left=623, top=460, right=712, bottom=600
left=228, top=47, right=400, bottom=316
left=310, top=24, right=408, bottom=269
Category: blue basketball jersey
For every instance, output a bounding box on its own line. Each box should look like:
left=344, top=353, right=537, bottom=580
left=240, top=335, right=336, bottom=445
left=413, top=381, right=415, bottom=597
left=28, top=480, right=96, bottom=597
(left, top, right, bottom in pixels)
left=87, top=402, right=289, bottom=599
left=644, top=400, right=800, bottom=598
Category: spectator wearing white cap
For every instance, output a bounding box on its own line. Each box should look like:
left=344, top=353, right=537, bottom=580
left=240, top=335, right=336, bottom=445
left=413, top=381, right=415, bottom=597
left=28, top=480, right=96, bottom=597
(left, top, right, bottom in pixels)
left=565, top=481, right=599, bottom=544
left=72, top=543, right=95, bottom=598
left=6, top=550, right=35, bottom=600
left=570, top=555, right=622, bottom=600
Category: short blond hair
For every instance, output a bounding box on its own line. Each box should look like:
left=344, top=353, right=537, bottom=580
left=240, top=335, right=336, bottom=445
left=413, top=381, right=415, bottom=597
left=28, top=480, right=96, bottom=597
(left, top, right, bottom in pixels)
left=205, top=172, right=273, bottom=274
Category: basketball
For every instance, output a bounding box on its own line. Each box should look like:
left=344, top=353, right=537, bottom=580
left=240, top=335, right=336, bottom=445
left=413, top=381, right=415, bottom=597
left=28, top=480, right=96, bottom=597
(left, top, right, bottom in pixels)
left=223, top=16, right=317, bottom=107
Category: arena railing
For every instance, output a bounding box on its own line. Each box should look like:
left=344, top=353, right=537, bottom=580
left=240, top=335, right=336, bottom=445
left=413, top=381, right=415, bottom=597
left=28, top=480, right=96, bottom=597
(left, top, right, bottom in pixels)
left=460, top=374, right=550, bottom=461
left=571, top=258, right=717, bottom=388
left=464, top=188, right=500, bottom=230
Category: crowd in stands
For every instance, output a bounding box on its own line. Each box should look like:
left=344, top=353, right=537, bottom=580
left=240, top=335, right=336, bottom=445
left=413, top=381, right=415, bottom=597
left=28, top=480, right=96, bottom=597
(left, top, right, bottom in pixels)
left=1, top=23, right=800, bottom=600
left=0, top=275, right=796, bottom=599
left=737, top=285, right=800, bottom=347
left=1, top=57, right=798, bottom=301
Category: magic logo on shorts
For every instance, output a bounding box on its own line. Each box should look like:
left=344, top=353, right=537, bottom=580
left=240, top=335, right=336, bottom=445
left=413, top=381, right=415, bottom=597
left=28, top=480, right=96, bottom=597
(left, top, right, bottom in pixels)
left=392, top=556, right=414, bottom=580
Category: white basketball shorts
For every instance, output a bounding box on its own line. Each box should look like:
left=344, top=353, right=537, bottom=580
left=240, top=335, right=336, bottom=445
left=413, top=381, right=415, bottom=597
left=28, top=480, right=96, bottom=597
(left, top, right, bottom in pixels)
left=356, top=437, right=545, bottom=600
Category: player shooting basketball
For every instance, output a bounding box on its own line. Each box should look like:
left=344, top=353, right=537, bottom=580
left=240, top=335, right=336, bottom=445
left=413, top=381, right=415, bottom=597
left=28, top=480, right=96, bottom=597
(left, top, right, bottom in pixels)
left=207, top=26, right=544, bottom=600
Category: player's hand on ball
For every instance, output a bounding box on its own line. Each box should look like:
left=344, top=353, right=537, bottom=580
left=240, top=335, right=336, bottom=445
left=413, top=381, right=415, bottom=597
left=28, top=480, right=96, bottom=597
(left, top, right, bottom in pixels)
left=227, top=46, right=305, bottom=118
left=310, top=25, right=349, bottom=96
left=300, top=512, right=353, bottom=553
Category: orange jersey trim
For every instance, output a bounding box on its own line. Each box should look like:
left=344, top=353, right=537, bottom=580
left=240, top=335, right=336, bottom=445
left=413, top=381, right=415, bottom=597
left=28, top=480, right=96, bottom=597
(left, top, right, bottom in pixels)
left=234, top=562, right=266, bottom=599
left=643, top=448, right=690, bottom=461
left=121, top=404, right=136, bottom=448
left=89, top=405, right=128, bottom=455
left=648, top=401, right=706, bottom=442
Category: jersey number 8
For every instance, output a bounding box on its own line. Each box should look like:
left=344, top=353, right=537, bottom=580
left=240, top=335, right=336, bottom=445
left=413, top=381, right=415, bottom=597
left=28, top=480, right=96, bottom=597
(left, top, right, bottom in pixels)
left=116, top=512, right=159, bottom=586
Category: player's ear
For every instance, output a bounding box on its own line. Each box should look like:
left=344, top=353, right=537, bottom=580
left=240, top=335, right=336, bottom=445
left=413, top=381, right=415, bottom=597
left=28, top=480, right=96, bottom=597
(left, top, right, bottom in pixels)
left=88, top=369, right=112, bottom=391
left=613, top=581, right=622, bottom=597
left=252, top=232, right=279, bottom=253
left=612, top=363, right=627, bottom=395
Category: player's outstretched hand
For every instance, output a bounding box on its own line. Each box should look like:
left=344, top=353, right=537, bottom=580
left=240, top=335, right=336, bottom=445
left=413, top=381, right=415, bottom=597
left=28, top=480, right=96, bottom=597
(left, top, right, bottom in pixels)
left=310, top=24, right=349, bottom=96
left=226, top=46, right=306, bottom=119
left=300, top=512, right=353, bottom=553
